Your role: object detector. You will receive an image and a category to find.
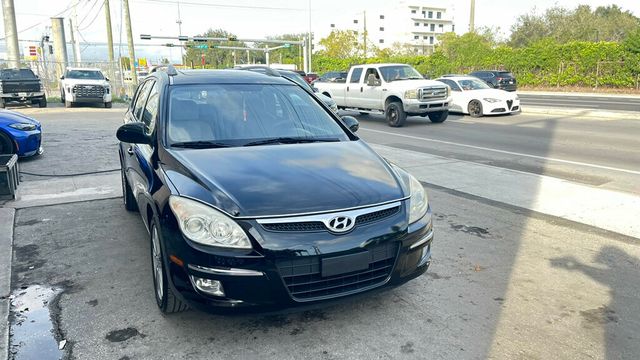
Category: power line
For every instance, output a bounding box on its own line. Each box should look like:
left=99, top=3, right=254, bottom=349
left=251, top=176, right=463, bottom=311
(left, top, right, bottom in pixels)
left=0, top=0, right=75, bottom=40
left=132, top=0, right=306, bottom=12
left=78, top=0, right=101, bottom=26
left=79, top=0, right=106, bottom=30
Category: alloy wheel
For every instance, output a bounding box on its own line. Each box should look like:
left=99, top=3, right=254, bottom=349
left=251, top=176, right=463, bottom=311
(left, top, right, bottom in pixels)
left=151, top=227, right=164, bottom=301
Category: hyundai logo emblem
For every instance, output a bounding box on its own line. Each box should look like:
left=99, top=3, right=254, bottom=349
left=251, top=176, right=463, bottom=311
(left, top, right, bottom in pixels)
left=327, top=215, right=355, bottom=233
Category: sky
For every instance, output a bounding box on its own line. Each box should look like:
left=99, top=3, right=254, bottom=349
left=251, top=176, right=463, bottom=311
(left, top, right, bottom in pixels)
left=1, top=0, right=639, bottom=62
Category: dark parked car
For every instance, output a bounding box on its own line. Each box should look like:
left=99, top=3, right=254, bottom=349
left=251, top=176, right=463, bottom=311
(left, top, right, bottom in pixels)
left=316, top=71, right=348, bottom=83
left=469, top=70, right=517, bottom=91
left=0, top=68, right=47, bottom=108
left=0, top=109, right=42, bottom=157
left=116, top=66, right=433, bottom=314
left=303, top=72, right=318, bottom=84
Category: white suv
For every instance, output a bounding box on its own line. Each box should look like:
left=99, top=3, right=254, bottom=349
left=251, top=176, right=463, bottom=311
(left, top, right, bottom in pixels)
left=60, top=67, right=112, bottom=108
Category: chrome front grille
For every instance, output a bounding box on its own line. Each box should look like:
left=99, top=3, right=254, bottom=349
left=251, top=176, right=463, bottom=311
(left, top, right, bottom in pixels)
left=258, top=202, right=402, bottom=233
left=420, top=86, right=448, bottom=101
left=73, top=84, right=105, bottom=98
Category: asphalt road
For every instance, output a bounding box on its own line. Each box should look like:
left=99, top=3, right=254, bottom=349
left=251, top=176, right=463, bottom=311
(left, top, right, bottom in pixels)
left=518, top=93, right=640, bottom=112
left=4, top=107, right=640, bottom=359
left=353, top=112, right=640, bottom=195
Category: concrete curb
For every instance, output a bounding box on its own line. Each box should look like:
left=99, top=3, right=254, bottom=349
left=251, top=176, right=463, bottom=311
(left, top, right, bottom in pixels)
left=521, top=106, right=640, bottom=120
left=0, top=207, right=15, bottom=360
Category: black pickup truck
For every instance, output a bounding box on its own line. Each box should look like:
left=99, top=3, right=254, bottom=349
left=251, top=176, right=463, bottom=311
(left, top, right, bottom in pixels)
left=0, top=68, right=47, bottom=108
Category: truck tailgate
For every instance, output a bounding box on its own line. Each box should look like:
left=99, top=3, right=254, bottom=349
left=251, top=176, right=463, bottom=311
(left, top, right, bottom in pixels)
left=1, top=79, right=40, bottom=93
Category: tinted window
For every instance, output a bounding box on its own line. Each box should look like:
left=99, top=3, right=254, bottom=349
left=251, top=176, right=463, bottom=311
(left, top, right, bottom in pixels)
left=141, top=83, right=159, bottom=134
left=133, top=80, right=155, bottom=121
left=439, top=79, right=461, bottom=92
left=349, top=68, right=363, bottom=83
left=167, top=84, right=349, bottom=145
left=458, top=78, right=491, bottom=90
left=0, top=69, right=36, bottom=80
left=497, top=72, right=514, bottom=78
left=379, top=65, right=422, bottom=82
left=65, top=70, right=104, bottom=80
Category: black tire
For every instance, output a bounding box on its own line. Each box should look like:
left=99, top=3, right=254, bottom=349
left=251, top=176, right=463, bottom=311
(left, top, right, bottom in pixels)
left=0, top=99, right=5, bottom=108
left=60, top=93, right=65, bottom=103
left=105, top=101, right=112, bottom=108
left=0, top=131, right=15, bottom=155
left=385, top=101, right=406, bottom=127
left=468, top=100, right=483, bottom=118
left=65, top=100, right=73, bottom=108
left=150, top=221, right=188, bottom=314
left=121, top=166, right=138, bottom=212
left=428, top=110, right=449, bottom=123
left=39, top=97, right=47, bottom=108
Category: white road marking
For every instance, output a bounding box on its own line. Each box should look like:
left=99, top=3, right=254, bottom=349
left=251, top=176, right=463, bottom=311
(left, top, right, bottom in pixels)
left=360, top=128, right=640, bottom=176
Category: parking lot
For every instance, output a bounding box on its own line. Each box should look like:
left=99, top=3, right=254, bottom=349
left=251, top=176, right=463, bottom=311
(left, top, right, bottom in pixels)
left=2, top=106, right=640, bottom=359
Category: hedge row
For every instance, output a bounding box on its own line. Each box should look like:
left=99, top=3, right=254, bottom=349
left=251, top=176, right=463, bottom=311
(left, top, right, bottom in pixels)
left=312, top=40, right=640, bottom=88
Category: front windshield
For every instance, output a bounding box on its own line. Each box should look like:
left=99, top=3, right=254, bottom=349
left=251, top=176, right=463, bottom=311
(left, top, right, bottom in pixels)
left=458, top=78, right=491, bottom=90
left=167, top=84, right=349, bottom=146
left=66, top=70, right=104, bottom=80
left=379, top=65, right=423, bottom=82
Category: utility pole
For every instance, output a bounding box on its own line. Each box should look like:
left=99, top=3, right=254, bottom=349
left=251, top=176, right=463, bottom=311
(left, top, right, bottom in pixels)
left=177, top=1, right=184, bottom=64
left=302, top=37, right=308, bottom=73
left=51, top=17, right=69, bottom=79
left=68, top=18, right=78, bottom=65
left=105, top=0, right=115, bottom=64
left=307, top=0, right=312, bottom=73
left=72, top=0, right=81, bottom=63
left=469, top=0, right=475, bottom=33
left=123, top=0, right=138, bottom=85
left=265, top=46, right=270, bottom=66
left=2, top=0, right=20, bottom=68
left=363, top=10, right=367, bottom=59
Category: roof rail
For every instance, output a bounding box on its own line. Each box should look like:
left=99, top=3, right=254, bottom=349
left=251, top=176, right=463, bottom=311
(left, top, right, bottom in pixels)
left=150, top=64, right=178, bottom=76
left=235, top=65, right=282, bottom=77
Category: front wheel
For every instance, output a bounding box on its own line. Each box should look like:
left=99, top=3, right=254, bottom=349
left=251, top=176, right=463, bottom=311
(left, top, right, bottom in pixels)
left=428, top=110, right=448, bottom=123
left=0, top=131, right=15, bottom=155
left=38, top=97, right=47, bottom=108
left=150, top=221, right=188, bottom=314
left=105, top=101, right=112, bottom=108
left=0, top=98, right=5, bottom=108
left=385, top=101, right=407, bottom=127
left=468, top=100, right=483, bottom=118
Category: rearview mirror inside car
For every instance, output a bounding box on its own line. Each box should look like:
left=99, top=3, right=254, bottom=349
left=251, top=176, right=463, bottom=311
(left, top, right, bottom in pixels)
left=116, top=122, right=152, bottom=144
left=341, top=116, right=359, bottom=133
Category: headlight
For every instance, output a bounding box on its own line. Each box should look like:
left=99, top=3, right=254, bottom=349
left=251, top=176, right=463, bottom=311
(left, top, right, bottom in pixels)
left=404, top=89, right=419, bottom=99
left=483, top=98, right=501, bottom=103
left=8, top=123, right=36, bottom=131
left=168, top=196, right=251, bottom=249
left=408, top=175, right=429, bottom=224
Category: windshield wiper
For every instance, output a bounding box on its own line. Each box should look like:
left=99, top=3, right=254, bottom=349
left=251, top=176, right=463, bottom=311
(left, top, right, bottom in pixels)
left=243, top=137, right=340, bottom=147
left=171, top=141, right=232, bottom=149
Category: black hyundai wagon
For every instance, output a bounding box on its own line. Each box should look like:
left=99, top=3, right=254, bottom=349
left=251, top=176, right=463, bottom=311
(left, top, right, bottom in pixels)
left=117, top=66, right=433, bottom=313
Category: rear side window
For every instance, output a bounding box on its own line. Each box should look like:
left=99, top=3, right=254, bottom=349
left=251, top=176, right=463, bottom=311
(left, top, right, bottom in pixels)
left=132, top=80, right=155, bottom=121
left=349, top=68, right=363, bottom=83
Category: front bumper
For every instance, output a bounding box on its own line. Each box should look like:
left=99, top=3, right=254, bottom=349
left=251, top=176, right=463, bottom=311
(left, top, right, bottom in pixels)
left=68, top=93, right=112, bottom=103
left=403, top=97, right=451, bottom=114
left=3, top=127, right=42, bottom=157
left=484, top=98, right=521, bottom=115
left=0, top=92, right=45, bottom=102
left=158, top=204, right=433, bottom=313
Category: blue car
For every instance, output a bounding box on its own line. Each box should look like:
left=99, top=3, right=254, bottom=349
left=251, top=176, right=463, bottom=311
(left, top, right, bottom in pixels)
left=0, top=109, right=42, bottom=157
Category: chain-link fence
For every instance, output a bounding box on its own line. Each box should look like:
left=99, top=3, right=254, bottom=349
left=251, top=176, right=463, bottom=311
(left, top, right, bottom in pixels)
left=0, top=59, right=137, bottom=99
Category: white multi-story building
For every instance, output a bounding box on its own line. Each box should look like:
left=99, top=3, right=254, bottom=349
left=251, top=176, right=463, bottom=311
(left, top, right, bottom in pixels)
left=316, top=1, right=455, bottom=55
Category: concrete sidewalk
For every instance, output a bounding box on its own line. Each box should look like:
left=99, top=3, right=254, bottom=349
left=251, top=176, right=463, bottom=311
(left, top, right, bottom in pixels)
left=371, top=144, right=640, bottom=239
left=522, top=105, right=640, bottom=120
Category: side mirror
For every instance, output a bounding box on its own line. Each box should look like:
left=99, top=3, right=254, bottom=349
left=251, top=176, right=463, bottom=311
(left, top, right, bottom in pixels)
left=105, top=77, right=110, bottom=82
left=366, top=77, right=380, bottom=87
left=60, top=76, right=64, bottom=80
left=116, top=122, right=151, bottom=144
left=341, top=116, right=359, bottom=133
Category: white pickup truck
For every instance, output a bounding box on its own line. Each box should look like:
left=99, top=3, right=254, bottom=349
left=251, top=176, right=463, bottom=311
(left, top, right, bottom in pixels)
left=314, top=63, right=451, bottom=127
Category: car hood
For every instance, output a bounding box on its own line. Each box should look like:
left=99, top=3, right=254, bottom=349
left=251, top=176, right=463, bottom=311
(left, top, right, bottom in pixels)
left=0, top=109, right=40, bottom=126
left=386, top=79, right=447, bottom=89
left=163, top=141, right=405, bottom=217
left=62, top=78, right=110, bottom=87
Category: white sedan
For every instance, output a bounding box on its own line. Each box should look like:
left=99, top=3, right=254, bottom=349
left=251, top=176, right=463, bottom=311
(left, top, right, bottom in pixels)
left=436, top=76, right=520, bottom=117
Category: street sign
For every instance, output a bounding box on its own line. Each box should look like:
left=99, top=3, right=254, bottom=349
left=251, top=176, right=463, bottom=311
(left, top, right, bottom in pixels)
left=24, top=45, right=38, bottom=61
left=195, top=44, right=208, bottom=49
left=283, top=43, right=291, bottom=48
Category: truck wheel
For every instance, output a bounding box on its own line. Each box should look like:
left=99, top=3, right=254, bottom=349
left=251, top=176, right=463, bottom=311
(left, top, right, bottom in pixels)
left=65, top=100, right=73, bottom=108
left=39, top=97, right=47, bottom=108
left=0, top=99, right=5, bottom=108
left=60, top=93, right=65, bottom=103
left=385, top=101, right=406, bottom=127
left=428, top=110, right=448, bottom=123
left=105, top=101, right=112, bottom=108
left=468, top=100, right=483, bottom=117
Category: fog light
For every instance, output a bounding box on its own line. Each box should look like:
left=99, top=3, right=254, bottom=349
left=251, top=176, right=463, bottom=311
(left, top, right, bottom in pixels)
left=191, top=276, right=225, bottom=297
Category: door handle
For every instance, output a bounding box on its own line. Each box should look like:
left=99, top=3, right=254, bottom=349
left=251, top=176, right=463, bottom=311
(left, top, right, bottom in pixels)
left=127, top=147, right=134, bottom=155
left=360, top=87, right=363, bottom=92
left=347, top=86, right=349, bottom=92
